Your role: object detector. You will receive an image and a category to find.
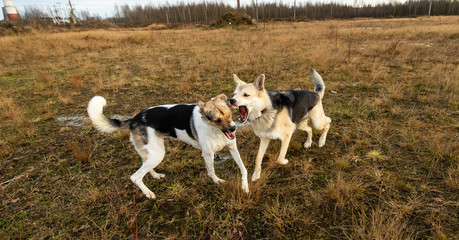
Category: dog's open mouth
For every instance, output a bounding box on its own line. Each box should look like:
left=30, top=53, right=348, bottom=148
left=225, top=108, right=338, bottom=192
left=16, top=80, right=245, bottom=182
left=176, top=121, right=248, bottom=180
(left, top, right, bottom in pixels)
left=224, top=131, right=236, bottom=140
left=237, top=106, right=248, bottom=123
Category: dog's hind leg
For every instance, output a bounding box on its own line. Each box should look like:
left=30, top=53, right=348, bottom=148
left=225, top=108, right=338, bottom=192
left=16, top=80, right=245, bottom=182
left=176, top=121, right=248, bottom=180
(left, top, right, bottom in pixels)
left=131, top=131, right=166, bottom=180
left=318, top=117, right=331, bottom=147
left=130, top=129, right=166, bottom=199
left=252, top=137, right=270, bottom=182
left=297, top=119, right=313, bottom=149
left=309, top=103, right=331, bottom=148
left=149, top=170, right=165, bottom=179
left=202, top=151, right=225, bottom=184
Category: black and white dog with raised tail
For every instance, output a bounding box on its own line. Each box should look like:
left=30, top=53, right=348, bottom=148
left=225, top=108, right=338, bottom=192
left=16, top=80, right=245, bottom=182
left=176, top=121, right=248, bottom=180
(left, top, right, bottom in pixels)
left=87, top=94, right=249, bottom=199
left=230, top=68, right=331, bottom=182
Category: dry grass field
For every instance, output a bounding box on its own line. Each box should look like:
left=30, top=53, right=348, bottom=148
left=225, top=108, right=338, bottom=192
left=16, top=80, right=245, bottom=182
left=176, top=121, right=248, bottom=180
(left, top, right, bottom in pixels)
left=1, top=16, right=458, bottom=239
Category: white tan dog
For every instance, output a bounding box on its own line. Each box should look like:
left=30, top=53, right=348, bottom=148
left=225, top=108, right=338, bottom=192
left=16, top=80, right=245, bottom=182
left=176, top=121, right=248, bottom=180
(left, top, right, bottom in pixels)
left=230, top=68, right=331, bottom=181
left=87, top=94, right=249, bottom=199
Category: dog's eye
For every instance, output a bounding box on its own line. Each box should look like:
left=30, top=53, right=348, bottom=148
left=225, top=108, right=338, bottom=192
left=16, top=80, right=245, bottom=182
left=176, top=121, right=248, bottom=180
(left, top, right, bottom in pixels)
left=243, top=93, right=249, bottom=97
left=216, top=118, right=222, bottom=123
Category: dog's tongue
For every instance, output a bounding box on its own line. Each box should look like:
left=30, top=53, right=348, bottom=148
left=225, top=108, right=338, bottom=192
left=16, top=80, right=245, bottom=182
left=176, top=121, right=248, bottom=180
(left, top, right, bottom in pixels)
left=225, top=131, right=236, bottom=140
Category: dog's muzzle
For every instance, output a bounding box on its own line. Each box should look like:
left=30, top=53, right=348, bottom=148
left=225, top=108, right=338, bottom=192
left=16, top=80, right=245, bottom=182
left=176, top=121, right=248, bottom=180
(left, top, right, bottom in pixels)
left=229, top=98, right=248, bottom=123
left=223, top=124, right=237, bottom=140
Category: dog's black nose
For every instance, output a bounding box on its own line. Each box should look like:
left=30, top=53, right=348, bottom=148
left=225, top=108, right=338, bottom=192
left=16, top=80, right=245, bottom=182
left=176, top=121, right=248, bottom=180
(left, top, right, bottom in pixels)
left=229, top=98, right=236, bottom=105
left=229, top=125, right=236, bottom=132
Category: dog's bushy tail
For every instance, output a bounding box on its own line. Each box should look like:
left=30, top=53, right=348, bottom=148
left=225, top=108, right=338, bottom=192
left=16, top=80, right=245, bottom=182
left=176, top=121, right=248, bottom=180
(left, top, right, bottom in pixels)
left=87, top=96, right=130, bottom=133
left=310, top=67, right=325, bottom=100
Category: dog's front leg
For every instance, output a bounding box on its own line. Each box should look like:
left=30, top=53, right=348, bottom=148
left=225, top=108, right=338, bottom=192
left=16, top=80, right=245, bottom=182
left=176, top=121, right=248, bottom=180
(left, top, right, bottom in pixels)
left=228, top=143, right=249, bottom=193
left=252, top=137, right=270, bottom=182
left=202, top=151, right=225, bottom=184
left=277, top=133, right=293, bottom=165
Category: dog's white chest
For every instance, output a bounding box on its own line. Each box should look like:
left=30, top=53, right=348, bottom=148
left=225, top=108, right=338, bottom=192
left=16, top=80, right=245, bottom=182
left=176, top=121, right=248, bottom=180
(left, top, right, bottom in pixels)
left=251, top=108, right=295, bottom=140
left=200, top=130, right=229, bottom=152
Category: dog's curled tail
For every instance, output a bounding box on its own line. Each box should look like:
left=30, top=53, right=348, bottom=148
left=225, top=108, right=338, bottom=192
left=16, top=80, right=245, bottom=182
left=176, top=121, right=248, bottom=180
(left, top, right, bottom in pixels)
left=87, top=96, right=129, bottom=133
left=310, top=67, right=325, bottom=100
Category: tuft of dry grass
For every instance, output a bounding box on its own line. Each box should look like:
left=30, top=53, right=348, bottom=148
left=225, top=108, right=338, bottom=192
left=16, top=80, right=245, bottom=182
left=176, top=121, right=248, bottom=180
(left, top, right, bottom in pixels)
left=0, top=143, right=9, bottom=159
left=57, top=93, right=74, bottom=105
left=68, top=138, right=93, bottom=163
left=0, top=142, right=11, bottom=175
left=37, top=103, right=55, bottom=120
left=346, top=207, right=414, bottom=239
left=0, top=97, right=25, bottom=125
left=70, top=73, right=83, bottom=89
left=327, top=172, right=365, bottom=210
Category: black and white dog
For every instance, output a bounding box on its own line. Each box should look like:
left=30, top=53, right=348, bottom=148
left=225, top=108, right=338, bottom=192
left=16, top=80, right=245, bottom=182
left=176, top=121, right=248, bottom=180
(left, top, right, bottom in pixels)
left=230, top=68, right=331, bottom=181
left=87, top=94, right=249, bottom=199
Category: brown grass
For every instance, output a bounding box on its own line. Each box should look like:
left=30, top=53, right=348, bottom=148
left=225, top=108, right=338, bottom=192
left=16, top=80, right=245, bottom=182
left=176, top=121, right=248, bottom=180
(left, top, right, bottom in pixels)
left=68, top=138, right=93, bottom=163
left=70, top=73, right=83, bottom=89
left=0, top=97, right=25, bottom=125
left=0, top=147, right=8, bottom=160
left=57, top=93, right=74, bottom=105
left=0, top=16, right=458, bottom=239
left=346, top=207, right=414, bottom=239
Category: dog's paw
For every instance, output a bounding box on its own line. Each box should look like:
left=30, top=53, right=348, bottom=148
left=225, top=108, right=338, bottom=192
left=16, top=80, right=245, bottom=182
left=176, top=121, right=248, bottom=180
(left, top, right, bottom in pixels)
left=251, top=170, right=261, bottom=182
left=144, top=191, right=156, bottom=199
left=278, top=158, right=289, bottom=165
left=150, top=171, right=165, bottom=179
left=242, top=182, right=249, bottom=193
left=213, top=178, right=225, bottom=184
left=303, top=140, right=312, bottom=149
left=318, top=138, right=326, bottom=148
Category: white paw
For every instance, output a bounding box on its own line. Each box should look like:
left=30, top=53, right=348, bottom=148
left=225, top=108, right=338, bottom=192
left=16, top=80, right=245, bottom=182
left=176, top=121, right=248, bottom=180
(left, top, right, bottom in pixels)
left=144, top=191, right=156, bottom=199
left=251, top=170, right=261, bottom=182
left=278, top=158, right=289, bottom=165
left=318, top=138, right=326, bottom=147
left=213, top=178, right=225, bottom=184
left=150, top=172, right=165, bottom=179
left=304, top=140, right=312, bottom=149
left=242, top=181, right=249, bottom=193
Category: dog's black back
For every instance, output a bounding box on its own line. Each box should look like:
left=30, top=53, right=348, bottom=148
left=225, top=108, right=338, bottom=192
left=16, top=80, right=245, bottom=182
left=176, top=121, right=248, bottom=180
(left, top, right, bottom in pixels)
left=268, top=90, right=319, bottom=124
left=129, top=104, right=197, bottom=139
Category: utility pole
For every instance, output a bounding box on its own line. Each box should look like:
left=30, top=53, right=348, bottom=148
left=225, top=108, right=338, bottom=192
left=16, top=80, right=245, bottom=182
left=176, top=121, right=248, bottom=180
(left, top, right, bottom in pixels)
left=428, top=0, right=432, bottom=17
left=294, top=0, right=296, bottom=20
left=237, top=0, right=240, bottom=11
left=255, top=0, right=258, bottom=21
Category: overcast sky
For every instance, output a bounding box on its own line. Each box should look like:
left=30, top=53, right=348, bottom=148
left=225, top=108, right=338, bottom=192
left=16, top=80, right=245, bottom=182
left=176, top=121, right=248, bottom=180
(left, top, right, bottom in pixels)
left=2, top=0, right=405, bottom=21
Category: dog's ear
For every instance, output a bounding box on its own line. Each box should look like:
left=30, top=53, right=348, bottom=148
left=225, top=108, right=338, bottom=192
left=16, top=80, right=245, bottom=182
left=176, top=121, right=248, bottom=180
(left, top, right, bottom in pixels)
left=197, top=101, right=205, bottom=111
left=233, top=74, right=246, bottom=87
left=215, top=94, right=228, bottom=101
left=254, top=74, right=265, bottom=91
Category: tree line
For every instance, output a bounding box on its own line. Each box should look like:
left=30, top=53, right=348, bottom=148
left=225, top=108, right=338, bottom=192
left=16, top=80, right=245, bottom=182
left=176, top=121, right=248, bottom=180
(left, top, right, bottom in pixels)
left=109, top=0, right=459, bottom=26
left=17, top=0, right=459, bottom=27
